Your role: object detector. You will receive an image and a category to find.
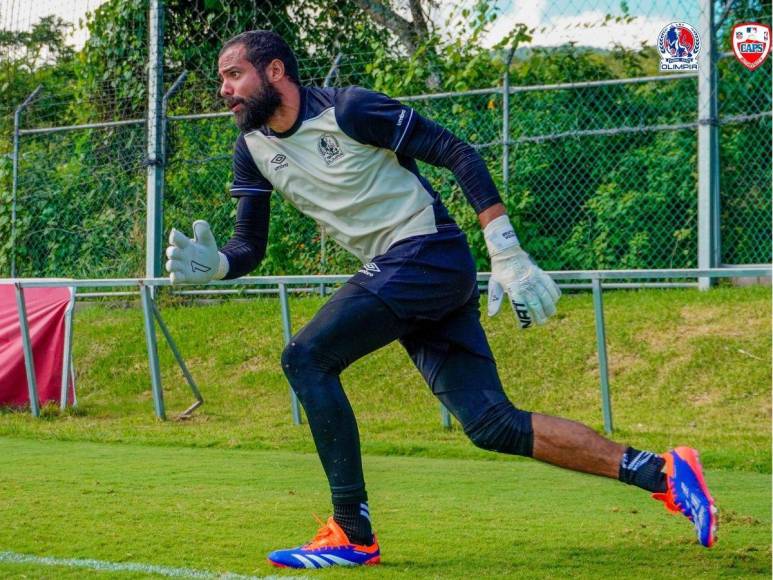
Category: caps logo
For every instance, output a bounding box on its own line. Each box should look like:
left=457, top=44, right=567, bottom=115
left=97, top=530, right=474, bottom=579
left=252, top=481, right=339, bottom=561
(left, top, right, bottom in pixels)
left=731, top=22, right=771, bottom=71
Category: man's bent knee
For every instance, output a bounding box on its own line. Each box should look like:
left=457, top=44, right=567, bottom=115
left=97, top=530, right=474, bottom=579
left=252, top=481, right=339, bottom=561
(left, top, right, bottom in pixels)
left=281, top=335, right=345, bottom=383
left=280, top=339, right=303, bottom=379
left=464, top=401, right=534, bottom=457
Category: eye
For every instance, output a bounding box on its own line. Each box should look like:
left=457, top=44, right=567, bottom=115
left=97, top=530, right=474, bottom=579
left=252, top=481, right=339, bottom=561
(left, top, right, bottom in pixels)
left=230, top=71, right=240, bottom=79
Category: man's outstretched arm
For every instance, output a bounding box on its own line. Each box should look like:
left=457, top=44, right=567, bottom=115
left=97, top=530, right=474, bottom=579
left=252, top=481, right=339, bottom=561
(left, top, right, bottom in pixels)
left=400, top=114, right=560, bottom=327
left=165, top=195, right=270, bottom=284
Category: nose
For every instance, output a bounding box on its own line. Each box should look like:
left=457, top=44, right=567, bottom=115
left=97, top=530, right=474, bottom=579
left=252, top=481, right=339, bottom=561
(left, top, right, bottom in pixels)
left=219, top=79, right=232, bottom=98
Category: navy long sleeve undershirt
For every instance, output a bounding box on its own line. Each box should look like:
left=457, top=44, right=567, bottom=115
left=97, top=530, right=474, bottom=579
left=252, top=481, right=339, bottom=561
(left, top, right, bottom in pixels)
left=219, top=195, right=270, bottom=280
left=334, top=86, right=503, bottom=215
left=397, top=112, right=502, bottom=215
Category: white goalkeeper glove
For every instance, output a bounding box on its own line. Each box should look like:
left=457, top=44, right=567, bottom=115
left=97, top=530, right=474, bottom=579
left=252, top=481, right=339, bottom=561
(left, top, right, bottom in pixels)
left=484, top=214, right=561, bottom=328
left=165, top=220, right=229, bottom=285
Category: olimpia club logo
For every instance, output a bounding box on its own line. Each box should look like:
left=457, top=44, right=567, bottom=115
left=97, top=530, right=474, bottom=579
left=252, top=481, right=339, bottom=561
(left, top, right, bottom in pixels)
left=318, top=133, right=344, bottom=166
left=658, top=22, right=701, bottom=71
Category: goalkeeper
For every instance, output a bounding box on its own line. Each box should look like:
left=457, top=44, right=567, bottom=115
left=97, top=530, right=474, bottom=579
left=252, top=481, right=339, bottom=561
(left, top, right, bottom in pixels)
left=166, top=30, right=717, bottom=569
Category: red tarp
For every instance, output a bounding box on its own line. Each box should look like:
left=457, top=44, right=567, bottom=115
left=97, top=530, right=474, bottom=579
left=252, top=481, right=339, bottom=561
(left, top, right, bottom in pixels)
left=0, top=285, right=74, bottom=408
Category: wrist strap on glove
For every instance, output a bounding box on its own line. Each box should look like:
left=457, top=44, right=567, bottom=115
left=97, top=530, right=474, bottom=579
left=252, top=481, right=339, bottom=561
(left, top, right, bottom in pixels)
left=484, top=214, right=520, bottom=256
left=215, top=252, right=229, bottom=280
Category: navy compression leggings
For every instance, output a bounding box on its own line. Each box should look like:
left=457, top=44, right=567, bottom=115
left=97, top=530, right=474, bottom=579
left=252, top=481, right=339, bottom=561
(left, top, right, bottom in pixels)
left=281, top=282, right=533, bottom=504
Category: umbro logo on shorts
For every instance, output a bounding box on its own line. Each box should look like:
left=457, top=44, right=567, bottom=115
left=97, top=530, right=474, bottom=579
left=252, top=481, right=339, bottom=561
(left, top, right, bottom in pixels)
left=358, top=262, right=381, bottom=277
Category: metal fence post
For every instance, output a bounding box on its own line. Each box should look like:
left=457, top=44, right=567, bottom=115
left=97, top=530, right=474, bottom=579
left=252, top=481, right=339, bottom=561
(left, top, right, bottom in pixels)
left=149, top=297, right=204, bottom=418
left=10, top=86, right=43, bottom=278
left=440, top=404, right=452, bottom=429
left=162, top=71, right=188, bottom=161
left=14, top=283, right=40, bottom=417
left=697, top=0, right=720, bottom=290
left=591, top=277, right=613, bottom=434
left=146, top=0, right=165, bottom=287
left=279, top=283, right=303, bottom=425
left=140, top=282, right=166, bottom=420
left=60, top=288, right=76, bottom=410
left=501, top=44, right=516, bottom=198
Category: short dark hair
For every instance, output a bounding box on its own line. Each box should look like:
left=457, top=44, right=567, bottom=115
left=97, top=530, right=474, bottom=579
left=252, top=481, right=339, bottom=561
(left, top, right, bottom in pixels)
left=220, top=30, right=300, bottom=85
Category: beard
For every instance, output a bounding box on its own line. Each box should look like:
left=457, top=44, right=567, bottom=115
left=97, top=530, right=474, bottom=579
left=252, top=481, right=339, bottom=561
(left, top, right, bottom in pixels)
left=225, top=77, right=282, bottom=132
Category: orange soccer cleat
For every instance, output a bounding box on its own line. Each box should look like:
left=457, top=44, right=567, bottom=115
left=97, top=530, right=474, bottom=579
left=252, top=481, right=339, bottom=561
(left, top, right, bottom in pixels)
left=267, top=515, right=380, bottom=568
left=653, top=446, right=718, bottom=547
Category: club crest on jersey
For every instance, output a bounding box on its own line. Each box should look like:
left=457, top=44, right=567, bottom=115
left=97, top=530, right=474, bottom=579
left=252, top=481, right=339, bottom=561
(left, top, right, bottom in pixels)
left=318, top=133, right=344, bottom=166
left=732, top=22, right=771, bottom=71
left=658, top=22, right=700, bottom=71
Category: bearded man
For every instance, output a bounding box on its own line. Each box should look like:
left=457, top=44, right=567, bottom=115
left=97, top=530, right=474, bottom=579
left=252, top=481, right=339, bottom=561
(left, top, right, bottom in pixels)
left=165, top=30, right=717, bottom=569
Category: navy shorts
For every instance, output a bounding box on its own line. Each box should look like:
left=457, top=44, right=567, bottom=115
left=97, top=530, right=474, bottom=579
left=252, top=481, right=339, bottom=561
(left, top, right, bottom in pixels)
left=348, top=225, right=495, bottom=387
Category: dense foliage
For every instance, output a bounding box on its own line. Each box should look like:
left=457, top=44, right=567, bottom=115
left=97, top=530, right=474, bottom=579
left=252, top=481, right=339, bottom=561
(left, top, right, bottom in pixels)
left=1, top=0, right=770, bottom=278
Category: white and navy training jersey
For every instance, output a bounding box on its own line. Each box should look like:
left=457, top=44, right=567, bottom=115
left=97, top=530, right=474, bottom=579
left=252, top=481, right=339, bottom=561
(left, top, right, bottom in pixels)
left=221, top=85, right=502, bottom=276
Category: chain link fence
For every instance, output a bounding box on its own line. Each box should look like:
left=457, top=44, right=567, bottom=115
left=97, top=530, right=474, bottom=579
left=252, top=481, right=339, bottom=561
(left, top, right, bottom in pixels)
left=716, top=3, right=773, bottom=266
left=2, top=0, right=770, bottom=279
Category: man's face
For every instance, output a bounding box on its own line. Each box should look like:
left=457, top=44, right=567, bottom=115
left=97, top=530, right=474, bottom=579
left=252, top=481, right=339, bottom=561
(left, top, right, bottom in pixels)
left=218, top=44, right=282, bottom=132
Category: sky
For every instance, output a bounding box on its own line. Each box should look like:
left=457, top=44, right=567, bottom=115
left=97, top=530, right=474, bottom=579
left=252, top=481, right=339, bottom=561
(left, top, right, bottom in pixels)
left=483, top=0, right=702, bottom=49
left=2, top=0, right=705, bottom=51
left=1, top=0, right=98, bottom=48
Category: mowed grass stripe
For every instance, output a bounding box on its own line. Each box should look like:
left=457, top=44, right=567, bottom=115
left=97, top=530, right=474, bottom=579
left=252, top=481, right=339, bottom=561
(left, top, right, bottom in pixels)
left=0, top=438, right=769, bottom=579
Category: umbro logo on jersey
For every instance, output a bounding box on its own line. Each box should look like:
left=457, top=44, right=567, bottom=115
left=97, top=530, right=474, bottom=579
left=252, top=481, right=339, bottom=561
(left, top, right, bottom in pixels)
left=271, top=153, right=289, bottom=171
left=357, top=262, right=381, bottom=277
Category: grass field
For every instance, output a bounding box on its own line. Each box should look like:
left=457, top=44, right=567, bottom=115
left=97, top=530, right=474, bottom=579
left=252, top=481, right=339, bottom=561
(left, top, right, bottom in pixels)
left=0, top=438, right=770, bottom=579
left=0, top=286, right=770, bottom=577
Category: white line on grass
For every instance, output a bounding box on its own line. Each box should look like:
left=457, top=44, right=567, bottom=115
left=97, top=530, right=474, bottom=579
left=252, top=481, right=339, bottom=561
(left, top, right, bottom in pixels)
left=0, top=550, right=308, bottom=579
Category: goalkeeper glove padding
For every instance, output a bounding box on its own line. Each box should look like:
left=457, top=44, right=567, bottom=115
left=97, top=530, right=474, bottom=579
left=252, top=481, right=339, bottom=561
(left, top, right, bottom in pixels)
left=484, top=214, right=560, bottom=328
left=165, top=220, right=229, bottom=285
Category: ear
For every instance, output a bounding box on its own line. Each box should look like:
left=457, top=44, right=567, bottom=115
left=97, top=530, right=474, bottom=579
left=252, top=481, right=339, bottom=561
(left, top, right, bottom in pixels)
left=266, top=58, right=286, bottom=82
